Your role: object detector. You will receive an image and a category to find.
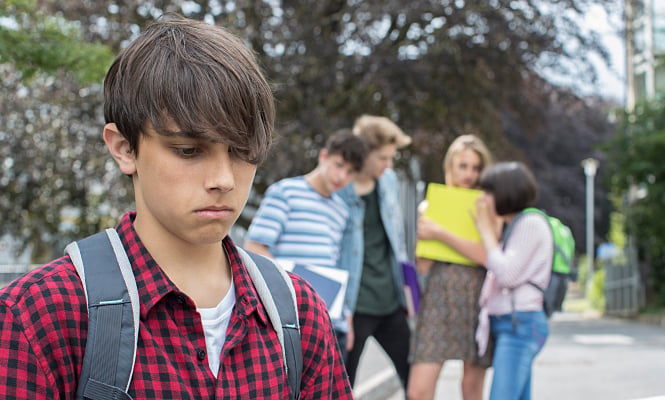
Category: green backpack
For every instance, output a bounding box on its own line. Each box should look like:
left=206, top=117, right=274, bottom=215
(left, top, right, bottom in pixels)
left=504, top=208, right=576, bottom=316
left=539, top=211, right=576, bottom=276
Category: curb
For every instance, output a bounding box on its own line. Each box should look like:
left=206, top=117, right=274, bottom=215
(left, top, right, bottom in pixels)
left=635, top=314, right=665, bottom=327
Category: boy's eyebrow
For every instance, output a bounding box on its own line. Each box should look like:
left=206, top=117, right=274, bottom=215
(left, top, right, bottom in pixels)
left=157, top=127, right=226, bottom=144
left=158, top=128, right=190, bottom=138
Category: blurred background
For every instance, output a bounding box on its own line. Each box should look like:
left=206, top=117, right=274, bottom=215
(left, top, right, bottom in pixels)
left=1, top=0, right=663, bottom=316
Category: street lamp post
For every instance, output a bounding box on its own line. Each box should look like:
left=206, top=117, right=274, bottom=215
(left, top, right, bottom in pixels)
left=582, top=158, right=599, bottom=294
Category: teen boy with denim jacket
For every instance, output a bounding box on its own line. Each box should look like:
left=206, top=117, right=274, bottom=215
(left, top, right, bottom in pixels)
left=337, top=115, right=412, bottom=392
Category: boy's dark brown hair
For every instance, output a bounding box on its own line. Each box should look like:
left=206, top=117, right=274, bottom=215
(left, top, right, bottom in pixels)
left=479, top=161, right=538, bottom=216
left=325, top=129, right=369, bottom=172
left=104, top=13, right=274, bottom=164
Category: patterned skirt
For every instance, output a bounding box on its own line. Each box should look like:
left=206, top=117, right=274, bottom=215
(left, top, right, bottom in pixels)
left=410, top=261, right=493, bottom=367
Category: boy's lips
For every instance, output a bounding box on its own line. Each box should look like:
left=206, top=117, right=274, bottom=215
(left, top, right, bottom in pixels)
left=195, top=206, right=234, bottom=219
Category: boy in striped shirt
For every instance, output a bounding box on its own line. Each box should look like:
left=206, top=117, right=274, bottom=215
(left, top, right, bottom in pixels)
left=245, top=129, right=368, bottom=361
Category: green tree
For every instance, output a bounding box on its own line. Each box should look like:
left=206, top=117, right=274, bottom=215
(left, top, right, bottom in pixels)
left=0, top=66, right=133, bottom=262
left=37, top=0, right=616, bottom=182
left=0, top=0, right=119, bottom=261
left=1, top=0, right=113, bottom=84
left=604, top=98, right=665, bottom=306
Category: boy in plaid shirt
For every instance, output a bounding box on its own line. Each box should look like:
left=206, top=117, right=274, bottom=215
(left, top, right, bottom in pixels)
left=0, top=14, right=351, bottom=399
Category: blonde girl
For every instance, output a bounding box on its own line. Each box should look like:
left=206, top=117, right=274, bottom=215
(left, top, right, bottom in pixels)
left=407, top=134, right=493, bottom=400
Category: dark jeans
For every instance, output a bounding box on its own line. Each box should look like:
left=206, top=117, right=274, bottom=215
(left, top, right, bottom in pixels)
left=345, top=309, right=411, bottom=391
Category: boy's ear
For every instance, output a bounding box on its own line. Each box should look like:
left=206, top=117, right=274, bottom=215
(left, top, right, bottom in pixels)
left=103, top=123, right=137, bottom=175
left=318, top=148, right=328, bottom=164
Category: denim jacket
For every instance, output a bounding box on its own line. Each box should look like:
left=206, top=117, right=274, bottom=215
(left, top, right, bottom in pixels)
left=337, top=169, right=408, bottom=314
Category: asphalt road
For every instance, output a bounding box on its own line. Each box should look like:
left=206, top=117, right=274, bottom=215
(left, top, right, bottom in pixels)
left=354, top=311, right=665, bottom=400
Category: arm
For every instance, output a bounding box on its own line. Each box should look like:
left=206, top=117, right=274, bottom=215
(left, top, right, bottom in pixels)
left=345, top=312, right=354, bottom=351
left=473, top=194, right=501, bottom=258
left=0, top=300, right=59, bottom=398
left=417, top=215, right=488, bottom=266
left=244, top=181, right=288, bottom=254
left=292, top=276, right=353, bottom=399
left=477, top=210, right=552, bottom=287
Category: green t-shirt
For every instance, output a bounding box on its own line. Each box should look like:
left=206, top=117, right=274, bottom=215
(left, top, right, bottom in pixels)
left=355, top=186, right=400, bottom=315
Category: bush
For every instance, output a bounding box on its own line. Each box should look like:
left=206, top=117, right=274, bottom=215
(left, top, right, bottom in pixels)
left=589, top=268, right=606, bottom=311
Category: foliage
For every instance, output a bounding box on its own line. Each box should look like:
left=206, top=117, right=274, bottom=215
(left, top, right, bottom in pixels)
left=574, top=253, right=604, bottom=311
left=502, top=80, right=616, bottom=252
left=0, top=0, right=618, bottom=261
left=33, top=0, right=617, bottom=181
left=0, top=0, right=114, bottom=85
left=0, top=65, right=133, bottom=262
left=251, top=0, right=614, bottom=180
left=604, top=98, right=665, bottom=306
left=577, top=254, right=590, bottom=290
left=589, top=267, right=605, bottom=311
left=608, top=198, right=626, bottom=250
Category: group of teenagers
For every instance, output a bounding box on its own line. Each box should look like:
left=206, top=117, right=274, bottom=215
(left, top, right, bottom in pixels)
left=0, top=14, right=551, bottom=400
left=246, top=115, right=551, bottom=400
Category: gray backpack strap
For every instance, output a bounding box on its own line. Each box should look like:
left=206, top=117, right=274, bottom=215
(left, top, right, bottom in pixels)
left=65, top=229, right=140, bottom=400
left=237, top=248, right=302, bottom=400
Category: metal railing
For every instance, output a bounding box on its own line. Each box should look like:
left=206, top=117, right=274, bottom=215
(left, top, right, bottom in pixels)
left=603, top=239, right=644, bottom=317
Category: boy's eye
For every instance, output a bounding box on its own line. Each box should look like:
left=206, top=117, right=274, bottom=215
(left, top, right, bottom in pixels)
left=228, top=146, right=250, bottom=160
left=173, top=147, right=202, bottom=157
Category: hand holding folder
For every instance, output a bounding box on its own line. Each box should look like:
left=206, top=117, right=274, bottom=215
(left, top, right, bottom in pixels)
left=415, top=183, right=482, bottom=266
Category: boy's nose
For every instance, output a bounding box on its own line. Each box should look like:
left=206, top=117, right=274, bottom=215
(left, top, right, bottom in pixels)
left=340, top=169, right=353, bottom=181
left=206, top=154, right=235, bottom=192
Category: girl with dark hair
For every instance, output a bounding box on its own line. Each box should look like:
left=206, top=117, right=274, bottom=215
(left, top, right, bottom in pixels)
left=474, top=161, right=552, bottom=400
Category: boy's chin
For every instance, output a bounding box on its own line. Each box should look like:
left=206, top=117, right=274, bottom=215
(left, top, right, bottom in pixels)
left=191, top=229, right=231, bottom=245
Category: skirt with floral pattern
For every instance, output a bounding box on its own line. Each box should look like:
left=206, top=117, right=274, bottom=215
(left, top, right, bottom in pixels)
left=411, top=261, right=493, bottom=367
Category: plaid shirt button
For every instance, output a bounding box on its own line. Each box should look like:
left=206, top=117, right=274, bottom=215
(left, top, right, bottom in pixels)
left=197, top=349, right=206, bottom=361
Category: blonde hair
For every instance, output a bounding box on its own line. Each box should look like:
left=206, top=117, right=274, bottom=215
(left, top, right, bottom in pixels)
left=352, top=115, right=412, bottom=151
left=443, top=134, right=493, bottom=187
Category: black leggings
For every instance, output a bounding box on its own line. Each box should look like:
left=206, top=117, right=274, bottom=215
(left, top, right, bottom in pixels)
left=345, top=309, right=411, bottom=391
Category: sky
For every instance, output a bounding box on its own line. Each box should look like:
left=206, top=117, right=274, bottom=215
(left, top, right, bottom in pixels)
left=548, top=3, right=626, bottom=104
left=586, top=3, right=626, bottom=103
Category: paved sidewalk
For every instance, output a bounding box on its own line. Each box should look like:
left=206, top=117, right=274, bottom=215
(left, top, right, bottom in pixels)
left=352, top=338, right=402, bottom=400
left=352, top=309, right=602, bottom=400
left=381, top=360, right=491, bottom=400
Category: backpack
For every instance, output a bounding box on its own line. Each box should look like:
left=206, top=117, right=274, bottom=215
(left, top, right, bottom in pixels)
left=503, top=208, right=576, bottom=317
left=64, top=229, right=302, bottom=400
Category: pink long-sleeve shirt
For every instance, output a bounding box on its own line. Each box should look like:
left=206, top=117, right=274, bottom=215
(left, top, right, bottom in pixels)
left=476, top=212, right=554, bottom=356
left=484, top=212, right=553, bottom=315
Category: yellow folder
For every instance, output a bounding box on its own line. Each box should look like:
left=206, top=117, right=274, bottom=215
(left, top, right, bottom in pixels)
left=415, top=183, right=482, bottom=266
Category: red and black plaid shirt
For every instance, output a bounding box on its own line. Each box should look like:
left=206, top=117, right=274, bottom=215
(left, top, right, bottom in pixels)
left=0, top=212, right=352, bottom=399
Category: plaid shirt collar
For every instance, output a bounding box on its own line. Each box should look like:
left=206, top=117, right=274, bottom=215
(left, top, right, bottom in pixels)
left=116, top=211, right=268, bottom=326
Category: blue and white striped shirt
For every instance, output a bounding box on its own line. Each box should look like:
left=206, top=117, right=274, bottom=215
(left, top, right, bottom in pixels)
left=245, top=176, right=349, bottom=268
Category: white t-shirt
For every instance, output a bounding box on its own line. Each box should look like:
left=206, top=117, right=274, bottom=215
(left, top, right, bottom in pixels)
left=198, top=282, right=236, bottom=377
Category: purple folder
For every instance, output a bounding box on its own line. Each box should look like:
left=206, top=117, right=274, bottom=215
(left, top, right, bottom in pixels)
left=401, top=260, right=421, bottom=316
